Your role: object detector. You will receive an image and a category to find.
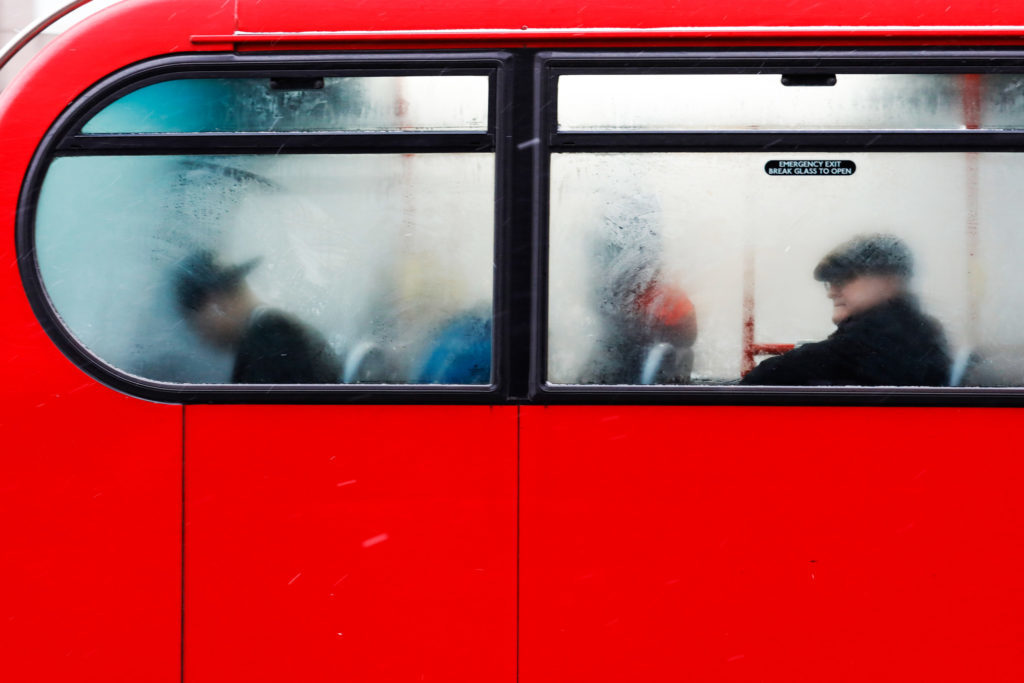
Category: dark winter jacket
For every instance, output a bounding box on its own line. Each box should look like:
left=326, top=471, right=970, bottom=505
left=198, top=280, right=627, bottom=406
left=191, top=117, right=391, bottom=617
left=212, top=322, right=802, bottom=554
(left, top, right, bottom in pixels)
left=232, top=308, right=340, bottom=384
left=741, top=297, right=950, bottom=386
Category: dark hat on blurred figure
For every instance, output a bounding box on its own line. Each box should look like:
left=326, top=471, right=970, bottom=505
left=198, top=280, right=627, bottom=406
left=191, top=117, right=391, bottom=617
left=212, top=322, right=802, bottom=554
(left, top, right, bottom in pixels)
left=174, top=250, right=260, bottom=312
left=813, top=233, right=913, bottom=284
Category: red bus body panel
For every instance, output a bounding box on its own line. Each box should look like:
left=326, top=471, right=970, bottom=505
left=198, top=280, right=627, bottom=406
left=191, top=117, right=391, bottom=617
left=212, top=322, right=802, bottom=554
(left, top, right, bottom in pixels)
left=1, top=1, right=1023, bottom=682
left=184, top=405, right=517, bottom=683
left=521, top=406, right=1024, bottom=681
left=0, top=4, right=226, bottom=682
left=236, top=0, right=1020, bottom=36
left=0, top=382, right=182, bottom=683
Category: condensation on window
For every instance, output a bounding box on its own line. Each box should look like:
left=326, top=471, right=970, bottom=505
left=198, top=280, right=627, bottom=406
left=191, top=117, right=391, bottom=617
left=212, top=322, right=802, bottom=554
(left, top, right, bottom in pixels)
left=35, top=154, right=494, bottom=385
left=548, top=152, right=1024, bottom=387
left=558, top=74, right=1024, bottom=131
left=82, top=76, right=489, bottom=133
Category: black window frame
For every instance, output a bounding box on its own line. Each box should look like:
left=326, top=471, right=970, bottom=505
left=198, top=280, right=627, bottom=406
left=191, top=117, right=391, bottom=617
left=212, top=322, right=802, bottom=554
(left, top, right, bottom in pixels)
left=531, top=49, right=1024, bottom=406
left=22, top=48, right=1024, bottom=407
left=18, top=51, right=518, bottom=404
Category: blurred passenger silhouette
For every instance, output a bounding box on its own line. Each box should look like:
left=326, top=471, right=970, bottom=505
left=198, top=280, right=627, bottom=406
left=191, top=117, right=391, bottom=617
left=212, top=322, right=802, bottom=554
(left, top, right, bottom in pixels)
left=579, top=194, right=697, bottom=384
left=174, top=250, right=341, bottom=384
left=415, top=304, right=491, bottom=384
left=741, top=233, right=950, bottom=386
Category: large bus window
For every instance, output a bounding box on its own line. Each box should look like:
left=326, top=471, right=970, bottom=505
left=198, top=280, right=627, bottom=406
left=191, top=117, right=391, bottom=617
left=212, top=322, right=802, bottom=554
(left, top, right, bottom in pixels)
left=36, top=153, right=494, bottom=385
left=29, top=63, right=501, bottom=391
left=558, top=74, right=1024, bottom=131
left=546, top=65, right=1024, bottom=388
left=83, top=76, right=489, bottom=133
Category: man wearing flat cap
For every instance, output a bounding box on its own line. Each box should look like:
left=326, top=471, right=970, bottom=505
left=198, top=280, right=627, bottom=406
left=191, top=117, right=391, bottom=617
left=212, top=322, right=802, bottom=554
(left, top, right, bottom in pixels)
left=741, top=233, right=950, bottom=386
left=174, top=250, right=341, bottom=384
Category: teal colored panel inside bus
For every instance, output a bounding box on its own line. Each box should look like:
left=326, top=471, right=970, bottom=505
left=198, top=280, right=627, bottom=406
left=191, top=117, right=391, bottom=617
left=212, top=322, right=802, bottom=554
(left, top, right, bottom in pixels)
left=35, top=154, right=495, bottom=385
left=82, top=76, right=489, bottom=133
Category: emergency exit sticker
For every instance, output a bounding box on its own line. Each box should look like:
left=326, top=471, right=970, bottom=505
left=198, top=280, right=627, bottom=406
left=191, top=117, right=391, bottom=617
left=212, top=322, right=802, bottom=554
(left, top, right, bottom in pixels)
left=765, top=160, right=856, bottom=176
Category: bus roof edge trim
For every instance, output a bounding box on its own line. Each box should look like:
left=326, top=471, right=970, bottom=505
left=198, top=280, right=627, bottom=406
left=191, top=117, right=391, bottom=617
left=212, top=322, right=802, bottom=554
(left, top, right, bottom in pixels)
left=191, top=26, right=1024, bottom=45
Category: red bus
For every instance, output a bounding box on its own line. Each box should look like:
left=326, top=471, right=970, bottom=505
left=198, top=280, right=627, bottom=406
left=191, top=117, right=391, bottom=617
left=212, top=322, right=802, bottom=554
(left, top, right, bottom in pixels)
left=3, top=0, right=1024, bottom=681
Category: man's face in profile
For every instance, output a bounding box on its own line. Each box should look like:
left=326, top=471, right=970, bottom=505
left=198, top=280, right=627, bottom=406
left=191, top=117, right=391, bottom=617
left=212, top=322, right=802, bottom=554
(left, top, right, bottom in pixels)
left=824, top=274, right=905, bottom=324
left=188, top=291, right=247, bottom=349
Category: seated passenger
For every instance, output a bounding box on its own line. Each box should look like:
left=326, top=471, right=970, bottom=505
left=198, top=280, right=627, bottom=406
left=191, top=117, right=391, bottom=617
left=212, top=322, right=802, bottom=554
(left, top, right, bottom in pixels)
left=580, top=194, right=697, bottom=384
left=174, top=250, right=341, bottom=384
left=585, top=275, right=697, bottom=384
left=415, top=305, right=491, bottom=384
left=741, top=234, right=950, bottom=386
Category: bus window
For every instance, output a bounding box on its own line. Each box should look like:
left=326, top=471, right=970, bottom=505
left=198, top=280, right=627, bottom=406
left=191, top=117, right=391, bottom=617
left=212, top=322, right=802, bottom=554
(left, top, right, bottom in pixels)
left=546, top=68, right=1024, bottom=388
left=558, top=73, right=1024, bottom=131
left=83, top=75, right=489, bottom=133
left=32, top=68, right=498, bottom=388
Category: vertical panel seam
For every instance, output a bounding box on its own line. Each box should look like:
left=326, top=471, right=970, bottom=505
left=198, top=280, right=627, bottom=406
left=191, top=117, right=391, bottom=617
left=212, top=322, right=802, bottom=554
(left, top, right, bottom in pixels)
left=516, top=404, right=520, bottom=683
left=181, top=404, right=187, bottom=683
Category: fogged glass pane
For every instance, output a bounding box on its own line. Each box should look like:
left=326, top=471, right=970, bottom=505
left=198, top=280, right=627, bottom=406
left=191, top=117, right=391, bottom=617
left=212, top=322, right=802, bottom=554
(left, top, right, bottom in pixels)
left=549, top=152, right=1024, bottom=387
left=36, top=154, right=494, bottom=385
left=83, top=76, right=488, bottom=133
left=559, top=74, right=1024, bottom=130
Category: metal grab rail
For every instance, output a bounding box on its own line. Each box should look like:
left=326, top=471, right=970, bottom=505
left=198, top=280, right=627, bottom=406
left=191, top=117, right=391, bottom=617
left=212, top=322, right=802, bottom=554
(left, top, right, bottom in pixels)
left=0, top=0, right=96, bottom=73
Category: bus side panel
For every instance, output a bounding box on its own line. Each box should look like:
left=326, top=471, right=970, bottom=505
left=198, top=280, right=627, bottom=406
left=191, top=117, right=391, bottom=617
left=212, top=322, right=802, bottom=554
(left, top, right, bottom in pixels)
left=185, top=404, right=516, bottom=683
left=520, top=405, right=1024, bottom=682
left=0, top=372, right=183, bottom=679
left=0, top=175, right=184, bottom=681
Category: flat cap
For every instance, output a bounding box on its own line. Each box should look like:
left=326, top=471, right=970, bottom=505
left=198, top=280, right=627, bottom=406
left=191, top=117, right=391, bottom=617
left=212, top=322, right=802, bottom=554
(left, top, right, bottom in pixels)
left=174, top=250, right=260, bottom=312
left=813, top=233, right=913, bottom=284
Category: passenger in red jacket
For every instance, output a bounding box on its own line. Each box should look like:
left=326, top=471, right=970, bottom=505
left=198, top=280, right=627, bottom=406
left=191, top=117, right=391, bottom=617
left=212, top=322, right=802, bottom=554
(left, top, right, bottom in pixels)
left=579, top=195, right=697, bottom=385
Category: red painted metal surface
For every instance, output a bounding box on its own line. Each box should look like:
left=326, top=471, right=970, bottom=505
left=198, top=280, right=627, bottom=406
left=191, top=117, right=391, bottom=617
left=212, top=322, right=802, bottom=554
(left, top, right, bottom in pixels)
left=0, top=359, right=183, bottom=681
left=742, top=249, right=756, bottom=375
left=741, top=253, right=792, bottom=374
left=751, top=343, right=796, bottom=357
left=0, top=2, right=234, bottom=681
left=235, top=0, right=1023, bottom=35
left=2, top=2, right=1024, bottom=683
left=521, top=405, right=1024, bottom=681
left=187, top=0, right=1024, bottom=49
left=184, top=405, right=516, bottom=683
